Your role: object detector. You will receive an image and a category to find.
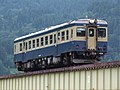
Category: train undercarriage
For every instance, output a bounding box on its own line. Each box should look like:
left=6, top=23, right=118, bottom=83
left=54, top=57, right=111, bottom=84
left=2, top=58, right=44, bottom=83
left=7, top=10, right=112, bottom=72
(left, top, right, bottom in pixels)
left=15, top=51, right=104, bottom=72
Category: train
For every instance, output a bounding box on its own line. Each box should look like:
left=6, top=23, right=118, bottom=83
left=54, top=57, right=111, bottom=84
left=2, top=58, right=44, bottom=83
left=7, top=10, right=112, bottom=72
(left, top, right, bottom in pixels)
left=14, top=19, right=108, bottom=71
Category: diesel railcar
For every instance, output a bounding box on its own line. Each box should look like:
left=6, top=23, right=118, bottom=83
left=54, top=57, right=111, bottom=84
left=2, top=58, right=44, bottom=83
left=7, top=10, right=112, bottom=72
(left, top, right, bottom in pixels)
left=14, top=19, right=108, bottom=71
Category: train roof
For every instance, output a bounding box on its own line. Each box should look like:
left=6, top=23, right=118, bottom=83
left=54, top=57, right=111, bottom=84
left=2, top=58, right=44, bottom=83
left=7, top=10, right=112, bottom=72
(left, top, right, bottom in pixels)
left=14, top=19, right=107, bottom=42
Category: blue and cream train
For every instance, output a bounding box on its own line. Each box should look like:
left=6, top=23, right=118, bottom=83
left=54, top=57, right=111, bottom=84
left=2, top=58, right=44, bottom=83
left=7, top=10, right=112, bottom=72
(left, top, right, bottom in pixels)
left=14, top=19, right=108, bottom=71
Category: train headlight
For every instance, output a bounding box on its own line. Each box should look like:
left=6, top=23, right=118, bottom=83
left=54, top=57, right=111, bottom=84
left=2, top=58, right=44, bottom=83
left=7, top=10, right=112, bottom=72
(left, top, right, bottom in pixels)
left=89, top=19, right=97, bottom=24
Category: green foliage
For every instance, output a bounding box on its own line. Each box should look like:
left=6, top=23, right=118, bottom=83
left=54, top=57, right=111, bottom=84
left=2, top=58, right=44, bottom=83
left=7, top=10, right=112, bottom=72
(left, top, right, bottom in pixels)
left=0, top=0, right=119, bottom=75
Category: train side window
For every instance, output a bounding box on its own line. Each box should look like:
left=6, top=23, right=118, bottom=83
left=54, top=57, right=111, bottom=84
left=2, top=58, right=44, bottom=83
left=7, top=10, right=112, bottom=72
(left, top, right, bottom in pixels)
left=98, top=28, right=106, bottom=37
left=20, top=43, right=22, bottom=51
left=58, top=32, right=60, bottom=41
left=29, top=41, right=31, bottom=49
left=26, top=42, right=27, bottom=50
left=61, top=31, right=65, bottom=41
left=71, top=29, right=73, bottom=38
left=41, top=37, right=44, bottom=46
left=50, top=35, right=53, bottom=44
left=54, top=34, right=56, bottom=43
left=76, top=28, right=85, bottom=37
left=66, top=30, right=69, bottom=40
left=23, top=42, right=26, bottom=50
left=45, top=36, right=48, bottom=45
left=36, top=38, right=39, bottom=47
left=32, top=40, right=35, bottom=48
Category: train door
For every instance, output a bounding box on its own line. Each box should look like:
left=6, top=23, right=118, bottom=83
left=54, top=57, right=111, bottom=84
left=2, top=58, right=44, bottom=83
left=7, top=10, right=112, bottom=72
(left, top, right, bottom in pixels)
left=87, top=27, right=97, bottom=50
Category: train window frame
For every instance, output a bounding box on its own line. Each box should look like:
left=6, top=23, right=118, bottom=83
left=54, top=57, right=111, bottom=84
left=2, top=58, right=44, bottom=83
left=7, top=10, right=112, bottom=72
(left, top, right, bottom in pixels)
left=61, top=31, right=65, bottom=41
left=50, top=35, right=53, bottom=44
left=29, top=41, right=31, bottom=49
left=26, top=42, right=27, bottom=50
left=41, top=37, right=44, bottom=46
left=45, top=36, right=48, bottom=45
left=58, top=32, right=60, bottom=41
left=66, top=30, right=69, bottom=40
left=76, top=27, right=86, bottom=37
left=32, top=40, right=35, bottom=48
left=23, top=42, right=26, bottom=50
left=71, top=29, right=73, bottom=38
left=36, top=38, right=39, bottom=47
left=54, top=34, right=56, bottom=43
left=98, top=28, right=106, bottom=38
left=20, top=43, right=22, bottom=51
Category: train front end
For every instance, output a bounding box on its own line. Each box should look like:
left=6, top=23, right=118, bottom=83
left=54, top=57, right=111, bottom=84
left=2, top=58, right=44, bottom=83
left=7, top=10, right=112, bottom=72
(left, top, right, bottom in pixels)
left=74, top=19, right=108, bottom=62
left=86, top=19, right=107, bottom=60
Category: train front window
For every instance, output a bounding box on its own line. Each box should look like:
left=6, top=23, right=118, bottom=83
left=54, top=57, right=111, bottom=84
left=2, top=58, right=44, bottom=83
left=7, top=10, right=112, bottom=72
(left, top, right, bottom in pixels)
left=98, top=28, right=106, bottom=37
left=76, top=28, right=85, bottom=37
left=89, top=29, right=94, bottom=37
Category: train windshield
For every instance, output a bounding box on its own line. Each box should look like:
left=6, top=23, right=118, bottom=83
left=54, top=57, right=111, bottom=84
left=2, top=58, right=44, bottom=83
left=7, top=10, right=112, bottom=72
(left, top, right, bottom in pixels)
left=98, top=28, right=106, bottom=38
left=89, top=29, right=94, bottom=37
left=76, top=28, right=86, bottom=37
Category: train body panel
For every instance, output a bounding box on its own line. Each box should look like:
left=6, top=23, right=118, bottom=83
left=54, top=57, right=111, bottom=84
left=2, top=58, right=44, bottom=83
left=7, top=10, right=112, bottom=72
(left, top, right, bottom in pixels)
left=14, top=19, right=108, bottom=71
left=14, top=41, right=85, bottom=62
left=14, top=41, right=107, bottom=63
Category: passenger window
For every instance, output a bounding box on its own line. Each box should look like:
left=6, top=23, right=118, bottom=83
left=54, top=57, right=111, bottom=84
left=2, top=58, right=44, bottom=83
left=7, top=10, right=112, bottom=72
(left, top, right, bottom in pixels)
left=66, top=30, right=69, bottom=40
left=76, top=28, right=85, bottom=37
left=50, top=35, right=53, bottom=44
left=41, top=37, right=44, bottom=46
left=71, top=29, right=73, bottom=38
left=54, top=34, right=56, bottom=43
left=26, top=42, right=27, bottom=50
left=36, top=38, right=39, bottom=47
left=32, top=40, right=35, bottom=48
left=23, top=42, right=26, bottom=50
left=58, top=32, right=60, bottom=41
left=45, top=36, right=48, bottom=45
left=29, top=41, right=31, bottom=49
left=98, top=28, right=106, bottom=37
left=20, top=43, right=22, bottom=51
left=61, top=31, right=65, bottom=41
left=89, top=29, right=94, bottom=37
